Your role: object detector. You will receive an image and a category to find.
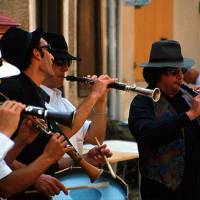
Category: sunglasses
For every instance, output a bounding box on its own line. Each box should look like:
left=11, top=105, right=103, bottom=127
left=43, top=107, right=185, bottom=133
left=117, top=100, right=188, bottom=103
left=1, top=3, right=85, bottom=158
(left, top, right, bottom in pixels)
left=165, top=68, right=187, bottom=76
left=54, top=58, right=72, bottom=67
left=40, top=44, right=52, bottom=53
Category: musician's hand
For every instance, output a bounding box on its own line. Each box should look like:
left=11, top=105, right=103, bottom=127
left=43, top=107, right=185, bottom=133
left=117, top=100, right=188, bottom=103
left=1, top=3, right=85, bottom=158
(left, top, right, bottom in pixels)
left=90, top=75, right=117, bottom=102
left=43, top=133, right=69, bottom=163
left=14, top=117, right=39, bottom=146
left=34, top=174, right=67, bottom=196
left=186, top=93, right=200, bottom=120
left=0, top=100, right=26, bottom=137
left=194, top=85, right=200, bottom=93
left=85, top=144, right=112, bottom=167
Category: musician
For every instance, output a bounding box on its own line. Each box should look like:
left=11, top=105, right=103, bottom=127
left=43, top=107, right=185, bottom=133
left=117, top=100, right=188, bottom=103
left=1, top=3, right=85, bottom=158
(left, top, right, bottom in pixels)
left=41, top=32, right=113, bottom=166
left=183, top=66, right=200, bottom=87
left=0, top=59, right=69, bottom=199
left=0, top=27, right=113, bottom=199
left=128, top=40, right=200, bottom=200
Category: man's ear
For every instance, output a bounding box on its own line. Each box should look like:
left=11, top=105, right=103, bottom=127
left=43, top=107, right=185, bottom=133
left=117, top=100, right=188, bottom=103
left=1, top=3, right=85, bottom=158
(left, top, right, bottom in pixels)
left=32, top=49, right=42, bottom=60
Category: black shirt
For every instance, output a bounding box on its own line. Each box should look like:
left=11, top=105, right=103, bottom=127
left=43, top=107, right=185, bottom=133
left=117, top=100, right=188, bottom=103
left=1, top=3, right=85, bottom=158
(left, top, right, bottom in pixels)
left=128, top=89, right=200, bottom=199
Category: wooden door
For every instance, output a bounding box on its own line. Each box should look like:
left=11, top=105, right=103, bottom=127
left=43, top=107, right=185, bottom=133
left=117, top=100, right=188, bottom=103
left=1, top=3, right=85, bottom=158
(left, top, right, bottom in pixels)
left=134, top=0, right=173, bottom=81
left=77, top=0, right=102, bottom=97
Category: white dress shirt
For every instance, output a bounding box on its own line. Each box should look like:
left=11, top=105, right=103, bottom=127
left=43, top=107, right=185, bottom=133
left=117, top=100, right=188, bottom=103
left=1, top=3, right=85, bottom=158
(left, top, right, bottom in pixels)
left=196, top=74, right=200, bottom=85
left=40, top=85, right=91, bottom=154
left=0, top=132, right=14, bottom=180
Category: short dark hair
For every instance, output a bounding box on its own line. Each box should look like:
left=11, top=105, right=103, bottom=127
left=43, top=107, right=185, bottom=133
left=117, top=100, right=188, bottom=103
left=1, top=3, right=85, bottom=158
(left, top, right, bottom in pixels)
left=143, top=67, right=165, bottom=88
left=23, top=41, right=43, bottom=70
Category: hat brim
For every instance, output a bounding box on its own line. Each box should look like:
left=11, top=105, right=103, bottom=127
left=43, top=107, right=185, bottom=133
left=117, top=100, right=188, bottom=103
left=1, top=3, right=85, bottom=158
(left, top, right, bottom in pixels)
left=0, top=61, right=20, bottom=78
left=140, top=58, right=195, bottom=69
left=52, top=50, right=81, bottom=61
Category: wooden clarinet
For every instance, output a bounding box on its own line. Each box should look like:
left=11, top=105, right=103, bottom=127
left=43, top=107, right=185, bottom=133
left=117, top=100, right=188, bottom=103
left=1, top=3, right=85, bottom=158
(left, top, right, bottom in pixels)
left=0, top=92, right=103, bottom=182
left=32, top=118, right=103, bottom=182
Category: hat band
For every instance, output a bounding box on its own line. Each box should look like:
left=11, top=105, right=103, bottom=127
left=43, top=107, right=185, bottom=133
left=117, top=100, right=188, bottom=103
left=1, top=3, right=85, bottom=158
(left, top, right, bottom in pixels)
left=53, top=48, right=67, bottom=53
left=149, top=57, right=183, bottom=63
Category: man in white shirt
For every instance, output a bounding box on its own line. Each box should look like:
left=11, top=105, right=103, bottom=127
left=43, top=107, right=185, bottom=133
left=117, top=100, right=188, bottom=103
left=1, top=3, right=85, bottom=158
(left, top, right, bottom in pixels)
left=42, top=33, right=114, bottom=158
left=0, top=54, right=23, bottom=183
left=41, top=33, right=115, bottom=170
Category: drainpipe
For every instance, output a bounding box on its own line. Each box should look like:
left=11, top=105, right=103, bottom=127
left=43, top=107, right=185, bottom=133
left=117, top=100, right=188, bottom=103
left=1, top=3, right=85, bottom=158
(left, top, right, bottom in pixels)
left=108, top=0, right=116, bottom=120
left=116, top=0, right=122, bottom=120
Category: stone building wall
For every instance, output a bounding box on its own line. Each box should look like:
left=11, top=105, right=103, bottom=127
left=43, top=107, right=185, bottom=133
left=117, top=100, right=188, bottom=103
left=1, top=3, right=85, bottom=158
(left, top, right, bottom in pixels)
left=0, top=0, right=29, bottom=30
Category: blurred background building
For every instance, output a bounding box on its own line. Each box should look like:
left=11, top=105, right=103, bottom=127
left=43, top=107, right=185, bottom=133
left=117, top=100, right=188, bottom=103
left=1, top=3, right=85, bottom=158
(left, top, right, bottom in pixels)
left=0, top=0, right=200, bottom=122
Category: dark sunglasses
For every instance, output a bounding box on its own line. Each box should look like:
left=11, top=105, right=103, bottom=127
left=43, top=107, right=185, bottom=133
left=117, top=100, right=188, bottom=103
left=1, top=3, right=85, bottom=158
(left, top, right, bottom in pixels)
left=54, top=58, right=72, bottom=67
left=165, top=68, right=187, bottom=76
left=40, top=44, right=52, bottom=53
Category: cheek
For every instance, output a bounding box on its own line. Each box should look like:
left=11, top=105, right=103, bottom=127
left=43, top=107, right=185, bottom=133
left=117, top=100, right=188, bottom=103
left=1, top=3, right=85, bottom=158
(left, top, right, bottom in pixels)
left=52, top=68, right=60, bottom=75
left=160, top=76, right=174, bottom=88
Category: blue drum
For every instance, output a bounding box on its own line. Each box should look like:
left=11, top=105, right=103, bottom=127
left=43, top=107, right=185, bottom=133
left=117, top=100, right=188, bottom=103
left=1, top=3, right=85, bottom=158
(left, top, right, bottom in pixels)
left=53, top=167, right=129, bottom=200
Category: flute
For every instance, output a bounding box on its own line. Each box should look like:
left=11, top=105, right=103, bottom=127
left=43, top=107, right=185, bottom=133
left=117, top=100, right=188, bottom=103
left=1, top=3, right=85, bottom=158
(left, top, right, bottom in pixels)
left=65, top=75, right=161, bottom=102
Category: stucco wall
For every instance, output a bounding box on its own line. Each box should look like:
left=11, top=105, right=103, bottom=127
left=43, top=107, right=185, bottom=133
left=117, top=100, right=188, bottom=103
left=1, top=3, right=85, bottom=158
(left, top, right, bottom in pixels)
left=0, top=0, right=29, bottom=30
left=173, top=0, right=200, bottom=67
left=121, top=5, right=135, bottom=121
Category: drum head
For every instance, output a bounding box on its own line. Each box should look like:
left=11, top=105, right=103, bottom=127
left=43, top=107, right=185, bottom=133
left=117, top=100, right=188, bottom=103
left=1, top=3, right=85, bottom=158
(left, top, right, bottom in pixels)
left=53, top=167, right=128, bottom=200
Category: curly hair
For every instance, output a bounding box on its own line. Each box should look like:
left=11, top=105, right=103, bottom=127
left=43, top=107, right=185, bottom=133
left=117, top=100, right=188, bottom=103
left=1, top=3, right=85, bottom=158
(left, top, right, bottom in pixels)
left=143, top=67, right=166, bottom=88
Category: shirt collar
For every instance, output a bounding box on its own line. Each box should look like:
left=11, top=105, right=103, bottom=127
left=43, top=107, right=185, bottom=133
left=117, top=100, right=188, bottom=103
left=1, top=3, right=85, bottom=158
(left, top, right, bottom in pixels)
left=40, top=85, right=62, bottom=98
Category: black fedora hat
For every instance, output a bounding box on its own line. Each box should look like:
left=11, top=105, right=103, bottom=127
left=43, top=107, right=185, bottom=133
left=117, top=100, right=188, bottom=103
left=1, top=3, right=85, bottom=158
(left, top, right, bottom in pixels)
left=0, top=27, right=42, bottom=70
left=43, top=32, right=81, bottom=61
left=141, top=40, right=194, bottom=69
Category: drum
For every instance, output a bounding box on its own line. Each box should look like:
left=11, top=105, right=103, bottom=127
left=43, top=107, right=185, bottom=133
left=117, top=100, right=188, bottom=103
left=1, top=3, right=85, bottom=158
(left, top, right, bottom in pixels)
left=53, top=167, right=129, bottom=200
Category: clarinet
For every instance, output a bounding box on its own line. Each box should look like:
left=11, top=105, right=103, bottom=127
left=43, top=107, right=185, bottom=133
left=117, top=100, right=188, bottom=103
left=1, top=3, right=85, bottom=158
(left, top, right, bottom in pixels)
left=181, top=84, right=199, bottom=97
left=65, top=75, right=161, bottom=102
left=0, top=92, right=103, bottom=182
left=33, top=118, right=103, bottom=182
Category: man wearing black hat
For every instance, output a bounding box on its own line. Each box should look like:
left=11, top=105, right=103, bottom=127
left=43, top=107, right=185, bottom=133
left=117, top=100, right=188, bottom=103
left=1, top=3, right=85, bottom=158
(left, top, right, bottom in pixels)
left=128, top=40, right=200, bottom=199
left=0, top=55, right=69, bottom=199
left=0, top=27, right=72, bottom=199
left=0, top=27, right=114, bottom=199
left=41, top=33, right=114, bottom=165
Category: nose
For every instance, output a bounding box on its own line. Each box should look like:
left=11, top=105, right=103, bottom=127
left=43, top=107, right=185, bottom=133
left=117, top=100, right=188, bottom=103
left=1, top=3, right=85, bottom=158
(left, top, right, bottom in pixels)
left=176, top=71, right=183, bottom=80
left=50, top=53, right=54, bottom=63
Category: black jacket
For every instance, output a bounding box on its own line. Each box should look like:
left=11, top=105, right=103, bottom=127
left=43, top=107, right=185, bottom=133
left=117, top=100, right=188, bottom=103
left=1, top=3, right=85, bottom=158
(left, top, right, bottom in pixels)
left=0, top=73, right=58, bottom=173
